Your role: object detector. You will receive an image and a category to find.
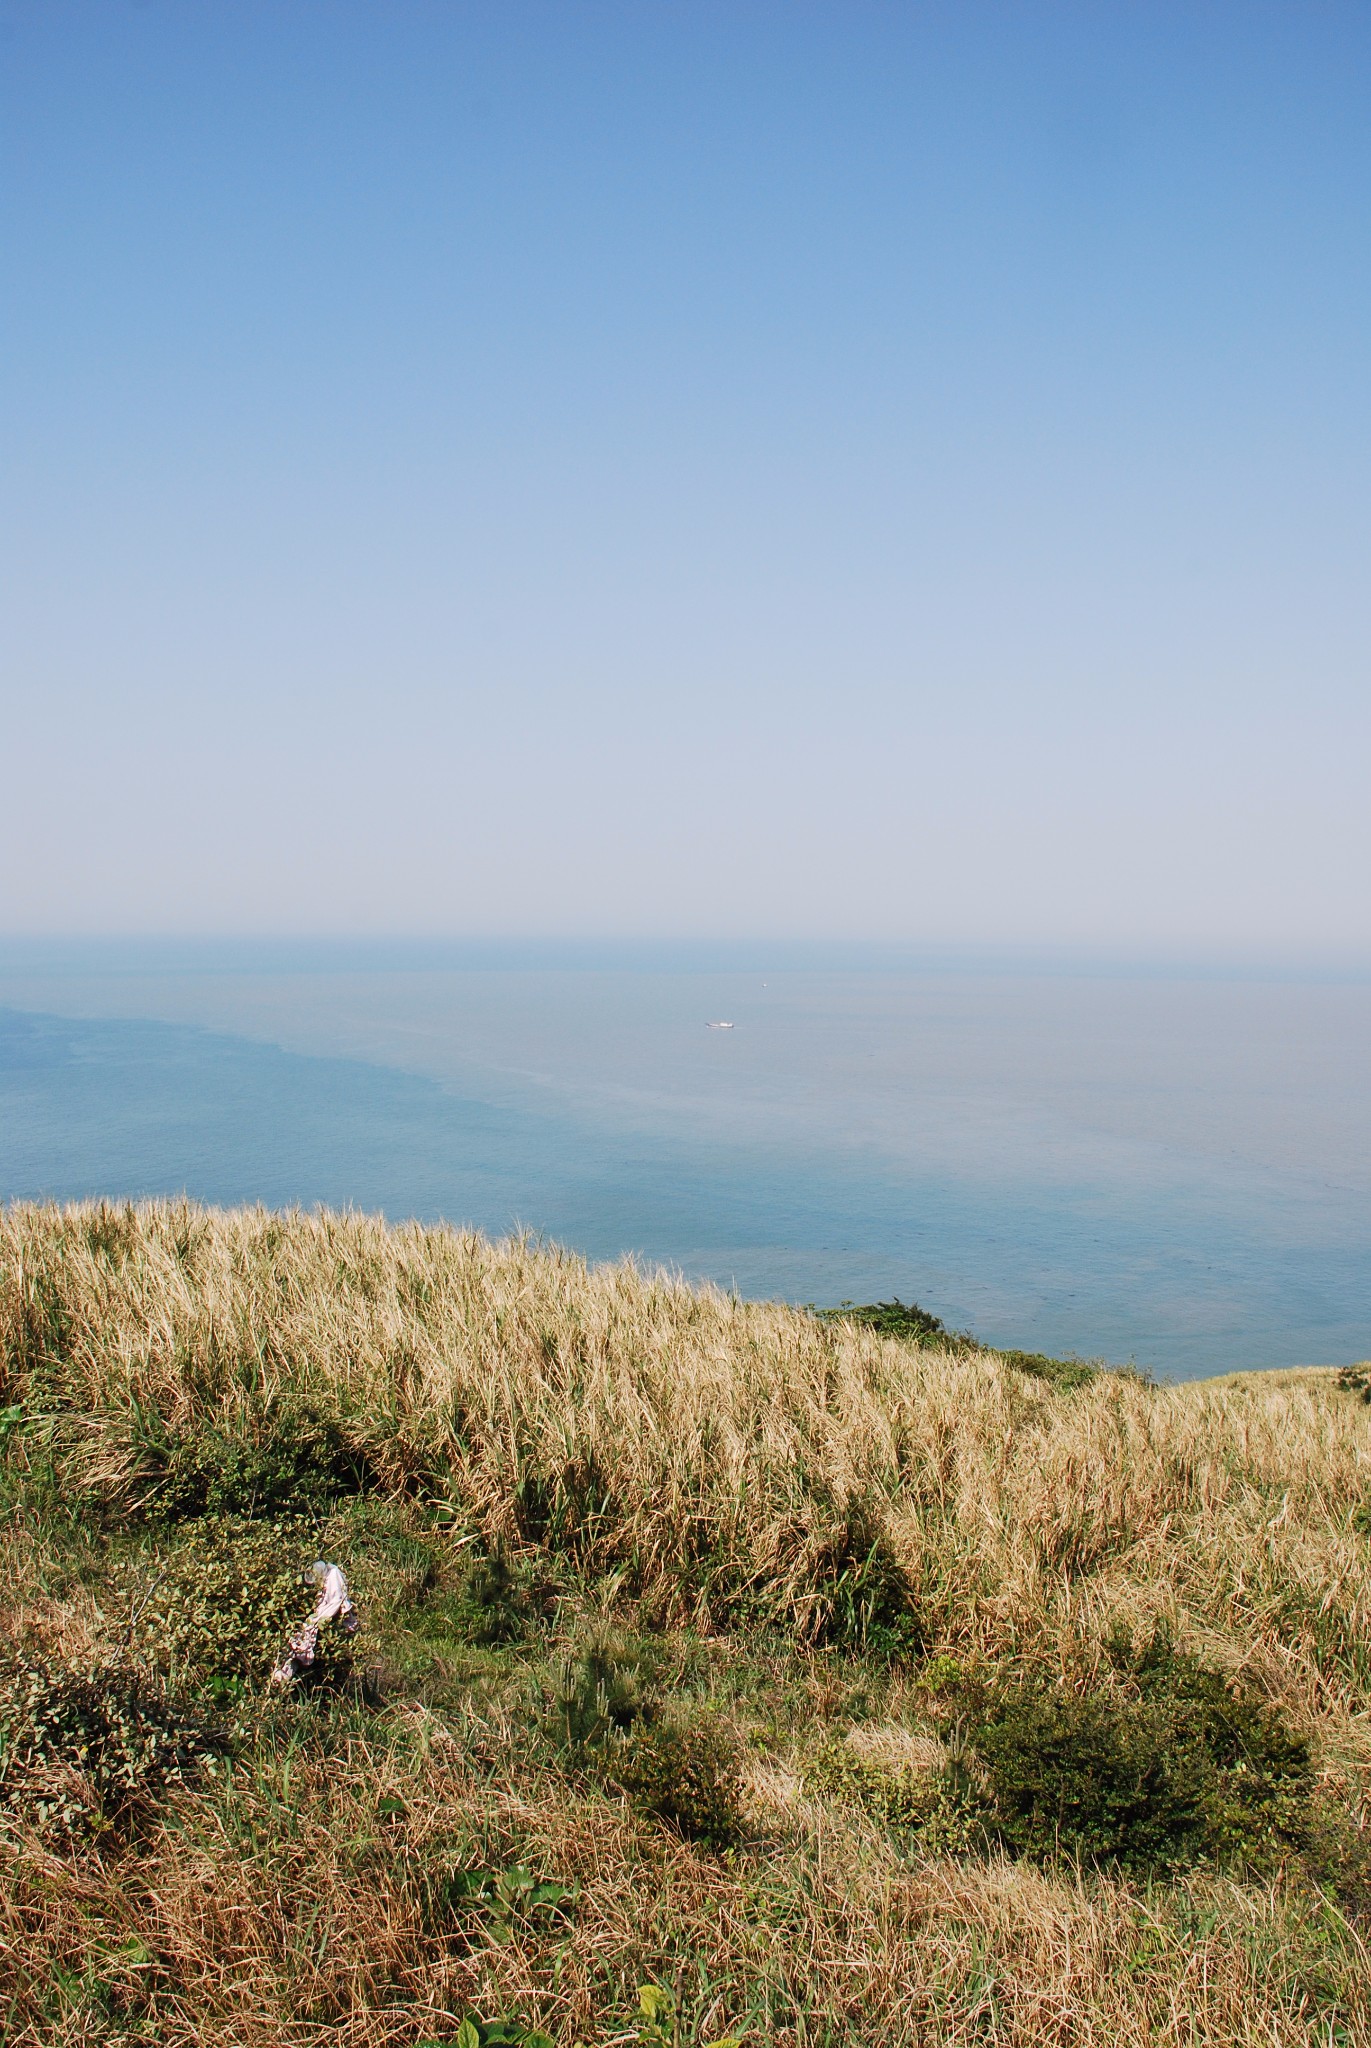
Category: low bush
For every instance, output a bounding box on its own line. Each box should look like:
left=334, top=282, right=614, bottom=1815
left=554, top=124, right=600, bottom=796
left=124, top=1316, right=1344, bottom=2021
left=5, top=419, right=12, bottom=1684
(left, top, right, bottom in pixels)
left=818, top=1298, right=952, bottom=1345
left=617, top=1707, right=742, bottom=1846
left=0, top=1649, right=228, bottom=1843
left=122, top=1517, right=355, bottom=1694
left=973, top=1680, right=1205, bottom=1872
left=151, top=1410, right=371, bottom=1521
left=804, top=1730, right=994, bottom=1856
left=966, top=1629, right=1312, bottom=1875
left=1297, top=1786, right=1371, bottom=1911
left=804, top=1736, right=938, bottom=1827
left=816, top=1297, right=1097, bottom=1389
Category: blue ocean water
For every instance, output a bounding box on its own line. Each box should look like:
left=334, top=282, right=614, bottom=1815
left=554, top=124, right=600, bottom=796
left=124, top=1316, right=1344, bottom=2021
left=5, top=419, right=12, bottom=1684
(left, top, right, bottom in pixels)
left=1, top=943, right=1367, bottom=1380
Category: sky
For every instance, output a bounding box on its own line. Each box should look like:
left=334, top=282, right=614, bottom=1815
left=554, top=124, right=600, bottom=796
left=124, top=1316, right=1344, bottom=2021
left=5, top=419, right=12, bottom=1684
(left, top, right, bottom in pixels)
left=3, top=1, right=1369, bottom=958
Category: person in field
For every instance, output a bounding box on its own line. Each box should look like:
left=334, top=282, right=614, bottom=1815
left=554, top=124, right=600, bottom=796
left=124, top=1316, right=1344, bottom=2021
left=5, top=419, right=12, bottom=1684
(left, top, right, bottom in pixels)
left=270, top=1560, right=359, bottom=1687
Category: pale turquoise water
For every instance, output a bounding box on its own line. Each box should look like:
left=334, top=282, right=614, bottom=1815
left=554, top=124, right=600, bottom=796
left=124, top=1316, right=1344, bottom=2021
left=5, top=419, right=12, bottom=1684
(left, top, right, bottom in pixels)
left=1, top=943, right=1367, bottom=1380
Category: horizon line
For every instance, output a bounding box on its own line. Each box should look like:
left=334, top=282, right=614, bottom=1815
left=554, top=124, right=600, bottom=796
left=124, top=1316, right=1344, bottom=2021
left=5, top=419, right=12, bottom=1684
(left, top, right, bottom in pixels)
left=2, top=932, right=1371, bottom=983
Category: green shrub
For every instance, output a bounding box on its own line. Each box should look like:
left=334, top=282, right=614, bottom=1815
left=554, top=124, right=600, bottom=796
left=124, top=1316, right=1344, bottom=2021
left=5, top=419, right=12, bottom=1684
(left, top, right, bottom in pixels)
left=974, top=1681, right=1206, bottom=1871
left=1124, top=1628, right=1312, bottom=1862
left=815, top=1297, right=1098, bottom=1390
left=618, top=1708, right=742, bottom=1846
left=151, top=1411, right=370, bottom=1521
left=917, top=1650, right=969, bottom=1696
left=994, top=1348, right=1100, bottom=1391
left=804, top=1736, right=937, bottom=1827
left=968, top=1631, right=1311, bottom=1875
left=122, top=1518, right=355, bottom=1693
left=805, top=1731, right=993, bottom=1855
left=0, top=1649, right=228, bottom=1842
left=1296, top=1787, right=1371, bottom=1911
left=819, top=1298, right=952, bottom=1344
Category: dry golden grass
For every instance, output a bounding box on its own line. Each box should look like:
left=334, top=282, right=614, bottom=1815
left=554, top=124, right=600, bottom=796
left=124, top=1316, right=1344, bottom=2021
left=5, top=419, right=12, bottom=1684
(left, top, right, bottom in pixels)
left=4, top=1200, right=1369, bottom=1724
left=2, top=1199, right=1369, bottom=2047
left=3, top=1718, right=1369, bottom=2048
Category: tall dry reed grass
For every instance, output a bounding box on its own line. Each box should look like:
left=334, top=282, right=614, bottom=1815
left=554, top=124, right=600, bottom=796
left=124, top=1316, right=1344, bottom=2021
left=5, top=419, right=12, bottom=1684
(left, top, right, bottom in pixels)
left=3, top=1199, right=1368, bottom=1729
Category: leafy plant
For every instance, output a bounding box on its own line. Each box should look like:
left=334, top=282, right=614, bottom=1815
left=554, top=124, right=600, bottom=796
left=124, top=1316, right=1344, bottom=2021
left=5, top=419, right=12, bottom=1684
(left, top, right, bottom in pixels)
left=417, top=2021, right=555, bottom=2048
left=151, top=1410, right=370, bottom=1521
left=805, top=1730, right=992, bottom=1855
left=815, top=1298, right=1097, bottom=1389
left=805, top=1736, right=939, bottom=1828
left=0, top=1649, right=228, bottom=1843
left=618, top=1707, right=742, bottom=1846
left=967, top=1630, right=1312, bottom=1875
left=629, top=1982, right=742, bottom=2048
left=121, top=1518, right=355, bottom=1692
left=420, top=1861, right=576, bottom=1944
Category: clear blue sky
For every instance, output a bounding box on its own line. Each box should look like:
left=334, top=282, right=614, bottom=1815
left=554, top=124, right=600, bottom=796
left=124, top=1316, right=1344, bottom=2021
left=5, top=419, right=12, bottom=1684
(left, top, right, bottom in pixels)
left=4, top=2, right=1368, bottom=957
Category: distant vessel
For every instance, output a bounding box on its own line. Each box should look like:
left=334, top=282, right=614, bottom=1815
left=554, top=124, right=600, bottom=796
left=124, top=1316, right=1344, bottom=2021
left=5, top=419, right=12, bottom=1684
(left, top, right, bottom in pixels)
left=706, top=1020, right=735, bottom=1030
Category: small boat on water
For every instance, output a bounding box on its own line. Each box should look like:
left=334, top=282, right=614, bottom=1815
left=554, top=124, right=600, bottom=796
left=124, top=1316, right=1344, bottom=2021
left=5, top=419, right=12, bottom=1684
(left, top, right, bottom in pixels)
left=706, top=1020, right=735, bottom=1030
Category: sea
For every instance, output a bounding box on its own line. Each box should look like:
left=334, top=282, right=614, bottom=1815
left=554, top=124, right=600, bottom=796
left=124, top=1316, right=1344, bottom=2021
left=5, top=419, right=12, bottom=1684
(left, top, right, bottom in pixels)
left=1, top=941, right=1367, bottom=1382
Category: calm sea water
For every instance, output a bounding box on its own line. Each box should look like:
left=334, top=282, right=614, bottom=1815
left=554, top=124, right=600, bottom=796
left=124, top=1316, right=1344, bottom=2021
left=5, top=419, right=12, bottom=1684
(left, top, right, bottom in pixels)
left=1, top=943, right=1368, bottom=1380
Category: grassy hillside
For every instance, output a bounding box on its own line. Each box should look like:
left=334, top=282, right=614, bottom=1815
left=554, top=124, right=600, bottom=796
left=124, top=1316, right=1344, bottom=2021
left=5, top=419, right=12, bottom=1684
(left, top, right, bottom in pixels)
left=1, top=1200, right=1369, bottom=2048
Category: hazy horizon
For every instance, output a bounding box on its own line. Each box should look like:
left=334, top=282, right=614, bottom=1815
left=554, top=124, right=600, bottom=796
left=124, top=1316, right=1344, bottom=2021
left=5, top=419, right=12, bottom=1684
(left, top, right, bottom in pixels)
left=5, top=944, right=1369, bottom=1377
left=3, top=933, right=1371, bottom=979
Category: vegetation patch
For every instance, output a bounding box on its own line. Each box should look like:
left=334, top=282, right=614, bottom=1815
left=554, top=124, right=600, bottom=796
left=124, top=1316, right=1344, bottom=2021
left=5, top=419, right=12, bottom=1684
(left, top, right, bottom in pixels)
left=1337, top=1364, right=1371, bottom=1406
left=0, top=1648, right=228, bottom=1843
left=804, top=1732, right=941, bottom=1828
left=817, top=1296, right=1100, bottom=1389
left=419, top=1859, right=578, bottom=1946
left=960, top=1629, right=1313, bottom=1876
left=445, top=1544, right=552, bottom=1647
left=149, top=1409, right=372, bottom=1521
left=616, top=1708, right=743, bottom=1846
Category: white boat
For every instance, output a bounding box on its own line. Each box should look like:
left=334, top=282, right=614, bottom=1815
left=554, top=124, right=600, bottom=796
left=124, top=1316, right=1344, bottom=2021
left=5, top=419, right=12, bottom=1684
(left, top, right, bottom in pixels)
left=706, top=1020, right=735, bottom=1029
